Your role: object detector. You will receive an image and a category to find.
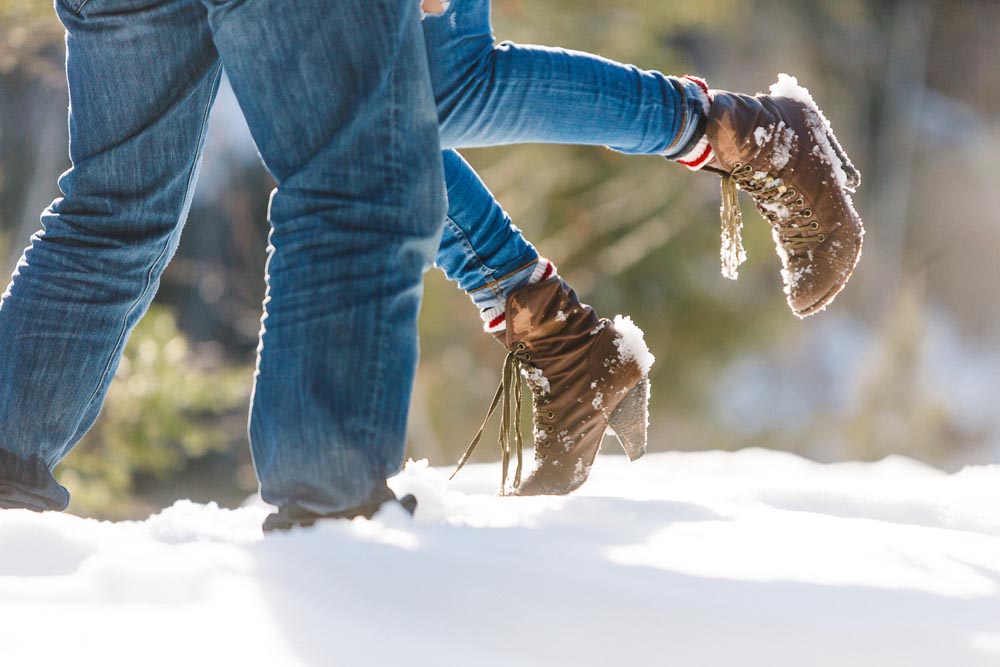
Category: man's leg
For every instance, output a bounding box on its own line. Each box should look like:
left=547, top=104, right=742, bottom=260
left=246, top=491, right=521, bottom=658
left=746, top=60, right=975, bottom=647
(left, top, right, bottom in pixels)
left=202, top=0, right=445, bottom=521
left=0, top=0, right=221, bottom=511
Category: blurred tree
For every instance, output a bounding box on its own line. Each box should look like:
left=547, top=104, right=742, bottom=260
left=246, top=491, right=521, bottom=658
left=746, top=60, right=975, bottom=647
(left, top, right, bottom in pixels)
left=56, top=306, right=253, bottom=519
left=0, top=1, right=66, bottom=269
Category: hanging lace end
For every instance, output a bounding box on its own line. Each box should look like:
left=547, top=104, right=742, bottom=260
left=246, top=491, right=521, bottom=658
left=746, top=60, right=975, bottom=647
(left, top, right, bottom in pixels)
left=720, top=174, right=747, bottom=280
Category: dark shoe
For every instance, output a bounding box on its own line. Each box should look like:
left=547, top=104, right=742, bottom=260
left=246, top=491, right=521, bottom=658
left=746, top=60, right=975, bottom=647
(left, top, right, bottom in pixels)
left=0, top=450, right=71, bottom=512
left=702, top=74, right=864, bottom=317
left=453, top=277, right=653, bottom=496
left=263, top=491, right=417, bottom=532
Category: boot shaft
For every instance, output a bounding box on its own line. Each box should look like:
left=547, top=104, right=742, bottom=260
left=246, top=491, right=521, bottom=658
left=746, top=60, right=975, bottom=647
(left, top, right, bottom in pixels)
left=497, top=277, right=603, bottom=387
left=464, top=277, right=651, bottom=496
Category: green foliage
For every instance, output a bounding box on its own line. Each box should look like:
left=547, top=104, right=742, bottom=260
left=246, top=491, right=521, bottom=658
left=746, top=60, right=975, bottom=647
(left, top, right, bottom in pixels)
left=57, top=306, right=252, bottom=518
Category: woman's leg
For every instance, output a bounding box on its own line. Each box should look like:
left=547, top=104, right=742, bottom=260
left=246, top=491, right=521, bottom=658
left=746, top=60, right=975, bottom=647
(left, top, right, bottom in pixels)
left=436, top=148, right=653, bottom=497
left=422, top=1, right=671, bottom=494
left=436, top=149, right=548, bottom=330
left=427, top=0, right=863, bottom=492
left=425, top=0, right=861, bottom=314
left=436, top=150, right=537, bottom=296
left=422, top=0, right=708, bottom=159
left=426, top=0, right=712, bottom=319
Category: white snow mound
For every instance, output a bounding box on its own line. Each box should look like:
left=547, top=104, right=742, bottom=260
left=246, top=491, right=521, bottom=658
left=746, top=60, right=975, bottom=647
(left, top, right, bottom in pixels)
left=2, top=449, right=1000, bottom=667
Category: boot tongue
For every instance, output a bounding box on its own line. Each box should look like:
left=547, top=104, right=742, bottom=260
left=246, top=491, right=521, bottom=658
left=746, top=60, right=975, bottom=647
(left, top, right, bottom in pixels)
left=702, top=155, right=727, bottom=174
left=491, top=329, right=509, bottom=350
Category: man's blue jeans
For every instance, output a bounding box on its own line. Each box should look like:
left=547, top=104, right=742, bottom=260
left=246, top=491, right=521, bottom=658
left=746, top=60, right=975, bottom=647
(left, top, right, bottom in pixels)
left=426, top=0, right=706, bottom=299
left=0, top=0, right=445, bottom=516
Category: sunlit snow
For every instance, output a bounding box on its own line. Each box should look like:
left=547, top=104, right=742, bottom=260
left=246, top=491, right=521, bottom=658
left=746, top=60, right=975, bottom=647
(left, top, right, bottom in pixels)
left=1, top=449, right=999, bottom=666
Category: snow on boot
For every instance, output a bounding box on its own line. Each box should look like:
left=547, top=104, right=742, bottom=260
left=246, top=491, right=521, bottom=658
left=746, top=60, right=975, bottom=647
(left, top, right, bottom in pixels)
left=689, top=74, right=864, bottom=317
left=451, top=277, right=654, bottom=496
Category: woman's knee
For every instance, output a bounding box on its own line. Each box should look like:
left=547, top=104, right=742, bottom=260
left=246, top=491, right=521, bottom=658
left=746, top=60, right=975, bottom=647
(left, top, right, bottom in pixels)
left=422, top=0, right=496, bottom=103
left=421, top=0, right=448, bottom=16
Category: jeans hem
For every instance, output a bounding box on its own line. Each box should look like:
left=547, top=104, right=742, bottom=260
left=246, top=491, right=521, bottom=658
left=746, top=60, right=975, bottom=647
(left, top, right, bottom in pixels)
left=465, top=254, right=540, bottom=295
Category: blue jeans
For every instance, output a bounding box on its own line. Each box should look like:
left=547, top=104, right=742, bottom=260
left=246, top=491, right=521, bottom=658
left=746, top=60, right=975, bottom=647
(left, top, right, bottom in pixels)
left=427, top=0, right=706, bottom=299
left=0, top=0, right=444, bottom=516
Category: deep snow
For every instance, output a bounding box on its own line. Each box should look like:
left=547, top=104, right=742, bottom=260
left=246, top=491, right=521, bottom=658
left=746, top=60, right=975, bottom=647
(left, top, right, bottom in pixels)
left=1, top=449, right=999, bottom=666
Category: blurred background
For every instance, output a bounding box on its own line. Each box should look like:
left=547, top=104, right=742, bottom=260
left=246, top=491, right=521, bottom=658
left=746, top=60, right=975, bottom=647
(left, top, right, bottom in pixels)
left=2, top=0, right=998, bottom=519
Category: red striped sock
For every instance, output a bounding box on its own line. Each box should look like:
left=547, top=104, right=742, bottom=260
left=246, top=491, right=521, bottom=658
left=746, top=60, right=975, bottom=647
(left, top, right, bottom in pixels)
left=676, top=75, right=714, bottom=171
left=480, top=258, right=558, bottom=333
left=484, top=309, right=506, bottom=334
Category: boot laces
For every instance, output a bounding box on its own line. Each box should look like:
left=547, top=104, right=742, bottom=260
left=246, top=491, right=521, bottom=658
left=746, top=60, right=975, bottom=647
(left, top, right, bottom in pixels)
left=723, top=163, right=826, bottom=257
left=449, top=342, right=555, bottom=494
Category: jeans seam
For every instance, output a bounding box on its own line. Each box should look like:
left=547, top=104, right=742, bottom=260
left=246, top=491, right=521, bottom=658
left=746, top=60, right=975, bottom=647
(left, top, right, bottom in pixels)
left=83, top=62, right=224, bottom=410
left=444, top=216, right=496, bottom=287
left=489, top=282, right=505, bottom=305
left=364, top=0, right=399, bottom=482
left=368, top=272, right=391, bottom=478
left=59, top=0, right=92, bottom=15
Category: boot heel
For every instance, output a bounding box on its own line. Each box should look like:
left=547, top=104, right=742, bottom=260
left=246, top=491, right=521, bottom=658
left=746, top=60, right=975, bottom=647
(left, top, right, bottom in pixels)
left=805, top=106, right=861, bottom=190
left=607, top=377, right=649, bottom=461
left=824, top=124, right=861, bottom=190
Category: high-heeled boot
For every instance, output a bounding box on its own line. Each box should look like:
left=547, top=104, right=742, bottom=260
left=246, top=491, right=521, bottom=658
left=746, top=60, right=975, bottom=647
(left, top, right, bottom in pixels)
left=680, top=74, right=864, bottom=317
left=453, top=276, right=653, bottom=495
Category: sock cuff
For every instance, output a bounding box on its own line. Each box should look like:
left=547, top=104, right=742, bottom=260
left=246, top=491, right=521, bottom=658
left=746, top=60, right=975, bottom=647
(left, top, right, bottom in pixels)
left=482, top=307, right=506, bottom=333
left=676, top=133, right=713, bottom=170
left=529, top=258, right=557, bottom=284
left=672, top=76, right=711, bottom=170
left=664, top=75, right=711, bottom=164
left=480, top=258, right=557, bottom=332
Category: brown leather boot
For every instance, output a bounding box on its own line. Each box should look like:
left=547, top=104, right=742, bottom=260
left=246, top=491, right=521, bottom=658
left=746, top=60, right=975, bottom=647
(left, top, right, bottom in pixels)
left=698, top=74, right=864, bottom=317
left=452, top=277, right=653, bottom=496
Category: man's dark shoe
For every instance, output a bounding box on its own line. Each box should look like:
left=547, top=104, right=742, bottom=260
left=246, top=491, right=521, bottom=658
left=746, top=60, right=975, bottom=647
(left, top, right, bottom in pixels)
left=263, top=491, right=417, bottom=532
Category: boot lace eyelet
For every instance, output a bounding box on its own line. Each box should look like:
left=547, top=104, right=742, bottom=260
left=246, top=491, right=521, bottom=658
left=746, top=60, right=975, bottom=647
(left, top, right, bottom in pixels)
left=544, top=410, right=555, bottom=419
left=539, top=453, right=548, bottom=461
left=515, top=342, right=527, bottom=351
left=817, top=234, right=826, bottom=242
left=810, top=221, right=819, bottom=230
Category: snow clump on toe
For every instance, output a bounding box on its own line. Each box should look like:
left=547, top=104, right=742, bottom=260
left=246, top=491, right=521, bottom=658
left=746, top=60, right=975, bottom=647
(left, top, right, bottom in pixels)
left=768, top=73, right=856, bottom=191
left=612, top=315, right=655, bottom=375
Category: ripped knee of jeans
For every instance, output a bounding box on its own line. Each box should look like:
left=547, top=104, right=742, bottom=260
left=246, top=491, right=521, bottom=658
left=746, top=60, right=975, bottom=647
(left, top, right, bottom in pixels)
left=421, top=0, right=450, bottom=17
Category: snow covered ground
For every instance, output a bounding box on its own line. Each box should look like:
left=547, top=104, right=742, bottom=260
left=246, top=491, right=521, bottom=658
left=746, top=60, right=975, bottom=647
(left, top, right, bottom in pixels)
left=1, top=449, right=999, bottom=666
